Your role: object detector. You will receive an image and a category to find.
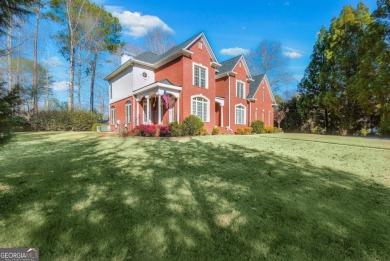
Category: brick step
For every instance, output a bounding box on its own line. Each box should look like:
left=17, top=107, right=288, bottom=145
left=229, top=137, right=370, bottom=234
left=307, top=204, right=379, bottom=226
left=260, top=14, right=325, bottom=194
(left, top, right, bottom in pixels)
left=217, top=127, right=235, bottom=135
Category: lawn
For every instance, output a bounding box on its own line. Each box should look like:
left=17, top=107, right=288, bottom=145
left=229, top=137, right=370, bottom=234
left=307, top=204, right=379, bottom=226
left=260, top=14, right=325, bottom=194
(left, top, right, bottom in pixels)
left=0, top=132, right=389, bottom=260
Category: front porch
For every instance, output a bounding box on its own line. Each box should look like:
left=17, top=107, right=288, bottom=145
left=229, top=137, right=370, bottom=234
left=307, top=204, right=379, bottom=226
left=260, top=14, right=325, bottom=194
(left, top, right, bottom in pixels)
left=134, top=80, right=181, bottom=126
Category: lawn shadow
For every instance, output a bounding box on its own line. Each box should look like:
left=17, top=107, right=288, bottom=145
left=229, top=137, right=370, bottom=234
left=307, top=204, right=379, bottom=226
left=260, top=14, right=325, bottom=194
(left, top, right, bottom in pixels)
left=0, top=133, right=389, bottom=260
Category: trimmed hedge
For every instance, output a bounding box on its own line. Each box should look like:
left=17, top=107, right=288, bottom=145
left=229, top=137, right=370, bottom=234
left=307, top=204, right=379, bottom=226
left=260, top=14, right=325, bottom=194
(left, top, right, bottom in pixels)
left=32, top=110, right=103, bottom=131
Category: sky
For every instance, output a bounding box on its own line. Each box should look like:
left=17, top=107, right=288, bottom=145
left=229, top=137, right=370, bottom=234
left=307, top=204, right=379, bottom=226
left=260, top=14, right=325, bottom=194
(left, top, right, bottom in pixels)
left=43, top=0, right=378, bottom=102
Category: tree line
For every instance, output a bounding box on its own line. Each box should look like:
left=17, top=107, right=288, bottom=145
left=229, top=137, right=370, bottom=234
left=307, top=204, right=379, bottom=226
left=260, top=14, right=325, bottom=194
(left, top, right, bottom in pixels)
left=295, top=1, right=390, bottom=135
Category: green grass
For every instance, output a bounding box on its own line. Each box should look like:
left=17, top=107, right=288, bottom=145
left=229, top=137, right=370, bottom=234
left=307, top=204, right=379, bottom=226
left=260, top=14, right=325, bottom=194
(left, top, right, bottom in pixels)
left=0, top=132, right=389, bottom=260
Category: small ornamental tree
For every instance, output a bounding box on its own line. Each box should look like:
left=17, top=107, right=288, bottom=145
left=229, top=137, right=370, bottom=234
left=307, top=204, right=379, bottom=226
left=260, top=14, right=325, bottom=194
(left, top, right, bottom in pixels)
left=182, top=115, right=204, bottom=136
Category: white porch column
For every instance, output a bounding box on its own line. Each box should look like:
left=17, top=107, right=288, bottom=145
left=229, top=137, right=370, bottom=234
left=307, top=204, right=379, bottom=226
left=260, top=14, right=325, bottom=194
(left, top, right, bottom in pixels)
left=221, top=105, right=224, bottom=127
left=158, top=94, right=162, bottom=124
left=176, top=96, right=180, bottom=123
left=249, top=102, right=252, bottom=127
left=146, top=96, right=151, bottom=124
left=136, top=99, right=139, bottom=126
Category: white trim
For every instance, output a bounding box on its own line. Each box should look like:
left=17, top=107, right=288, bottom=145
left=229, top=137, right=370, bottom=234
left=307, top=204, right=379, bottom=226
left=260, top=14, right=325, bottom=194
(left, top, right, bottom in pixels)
left=215, top=97, right=225, bottom=106
left=190, top=94, right=210, bottom=122
left=236, top=79, right=245, bottom=99
left=111, top=106, right=116, bottom=125
left=235, top=104, right=246, bottom=125
left=192, top=62, right=209, bottom=89
left=186, top=33, right=219, bottom=64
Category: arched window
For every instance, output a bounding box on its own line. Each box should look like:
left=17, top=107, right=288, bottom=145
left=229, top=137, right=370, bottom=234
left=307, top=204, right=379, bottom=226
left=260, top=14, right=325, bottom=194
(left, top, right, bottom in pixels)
left=125, top=101, right=131, bottom=123
left=192, top=96, right=208, bottom=122
left=111, top=106, right=115, bottom=125
left=235, top=105, right=246, bottom=125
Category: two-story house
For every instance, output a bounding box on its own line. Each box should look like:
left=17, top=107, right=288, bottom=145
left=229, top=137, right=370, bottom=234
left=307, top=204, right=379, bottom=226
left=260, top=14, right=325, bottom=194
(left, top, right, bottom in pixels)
left=104, top=32, right=276, bottom=133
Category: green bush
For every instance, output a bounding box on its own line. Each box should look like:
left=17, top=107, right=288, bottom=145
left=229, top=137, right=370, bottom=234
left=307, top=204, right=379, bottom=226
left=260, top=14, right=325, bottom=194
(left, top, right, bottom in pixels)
left=182, top=115, right=204, bottom=136
left=32, top=110, right=102, bottom=131
left=212, top=127, right=219, bottom=135
left=251, top=120, right=265, bottom=134
left=236, top=128, right=244, bottom=135
left=169, top=122, right=183, bottom=137
left=360, top=128, right=368, bottom=137
left=379, top=116, right=390, bottom=136
left=92, top=123, right=105, bottom=132
left=244, top=127, right=253, bottom=135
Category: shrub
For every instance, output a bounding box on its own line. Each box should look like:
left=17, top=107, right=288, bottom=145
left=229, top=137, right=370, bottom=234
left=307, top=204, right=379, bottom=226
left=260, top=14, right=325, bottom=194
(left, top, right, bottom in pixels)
left=159, top=126, right=171, bottom=137
left=182, top=115, right=204, bottom=136
left=275, top=127, right=283, bottom=133
left=251, top=120, right=264, bottom=134
left=91, top=123, right=105, bottom=132
left=236, top=128, right=245, bottom=135
left=139, top=124, right=158, bottom=137
left=128, top=126, right=141, bottom=136
left=360, top=128, right=368, bottom=137
left=212, top=127, right=219, bottom=135
left=200, top=126, right=208, bottom=135
left=244, top=127, right=253, bottom=135
left=310, top=126, right=318, bottom=134
left=169, top=122, right=183, bottom=137
left=264, top=126, right=275, bottom=133
left=341, top=129, right=348, bottom=136
left=32, top=110, right=102, bottom=131
left=379, top=116, right=390, bottom=135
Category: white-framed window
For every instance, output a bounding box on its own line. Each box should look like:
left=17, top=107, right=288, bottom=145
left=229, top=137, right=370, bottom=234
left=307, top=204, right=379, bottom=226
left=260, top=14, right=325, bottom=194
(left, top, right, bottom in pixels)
left=262, top=87, right=265, bottom=102
left=193, top=63, right=208, bottom=88
left=235, top=104, right=246, bottom=125
left=191, top=96, right=209, bottom=122
left=111, top=106, right=115, bottom=125
left=125, top=101, right=131, bottom=123
left=262, top=109, right=265, bottom=122
left=198, top=41, right=203, bottom=49
left=268, top=111, right=271, bottom=126
left=239, top=62, right=242, bottom=68
left=110, top=83, right=112, bottom=99
left=236, top=80, right=245, bottom=98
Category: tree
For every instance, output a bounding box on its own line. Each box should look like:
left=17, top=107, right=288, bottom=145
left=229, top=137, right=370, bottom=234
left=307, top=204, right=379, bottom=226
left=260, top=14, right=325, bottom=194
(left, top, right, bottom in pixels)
left=32, top=1, right=42, bottom=115
left=145, top=27, right=174, bottom=55
left=247, top=40, right=295, bottom=92
left=0, top=0, right=34, bottom=35
left=0, top=82, right=21, bottom=142
left=83, top=3, right=122, bottom=111
left=50, top=0, right=86, bottom=111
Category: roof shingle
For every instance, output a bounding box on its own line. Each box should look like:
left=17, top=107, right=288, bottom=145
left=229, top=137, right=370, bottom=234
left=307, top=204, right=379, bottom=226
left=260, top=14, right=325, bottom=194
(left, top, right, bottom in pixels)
left=247, top=74, right=265, bottom=99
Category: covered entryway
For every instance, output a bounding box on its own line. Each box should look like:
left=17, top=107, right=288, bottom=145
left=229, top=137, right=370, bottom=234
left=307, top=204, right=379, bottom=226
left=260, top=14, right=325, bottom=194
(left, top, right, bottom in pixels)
left=134, top=79, right=181, bottom=125
left=215, top=97, right=225, bottom=127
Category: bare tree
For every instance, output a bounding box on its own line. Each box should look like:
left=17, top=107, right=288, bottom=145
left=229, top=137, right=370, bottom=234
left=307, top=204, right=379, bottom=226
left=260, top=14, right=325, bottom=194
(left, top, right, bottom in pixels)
left=247, top=40, right=295, bottom=92
left=32, top=3, right=41, bottom=115
left=145, top=28, right=174, bottom=55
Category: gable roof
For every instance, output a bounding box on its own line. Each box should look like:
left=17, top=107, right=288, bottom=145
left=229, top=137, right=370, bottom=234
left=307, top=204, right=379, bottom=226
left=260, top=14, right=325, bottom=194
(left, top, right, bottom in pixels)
left=105, top=32, right=219, bottom=81
left=217, top=55, right=242, bottom=76
left=248, top=74, right=265, bottom=98
left=216, top=55, right=253, bottom=80
left=248, top=74, right=277, bottom=105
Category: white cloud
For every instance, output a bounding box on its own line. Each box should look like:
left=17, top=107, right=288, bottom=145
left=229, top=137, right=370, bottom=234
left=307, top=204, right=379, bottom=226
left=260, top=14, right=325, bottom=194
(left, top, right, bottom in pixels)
left=220, top=47, right=250, bottom=56
left=283, top=47, right=303, bottom=58
left=284, top=51, right=303, bottom=58
left=42, top=56, right=63, bottom=66
left=52, top=81, right=69, bottom=92
left=108, top=9, right=174, bottom=38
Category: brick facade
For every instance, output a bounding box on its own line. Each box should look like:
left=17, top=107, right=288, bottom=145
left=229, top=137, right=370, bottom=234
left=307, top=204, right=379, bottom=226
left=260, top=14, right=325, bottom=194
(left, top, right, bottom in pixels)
left=106, top=33, right=276, bottom=133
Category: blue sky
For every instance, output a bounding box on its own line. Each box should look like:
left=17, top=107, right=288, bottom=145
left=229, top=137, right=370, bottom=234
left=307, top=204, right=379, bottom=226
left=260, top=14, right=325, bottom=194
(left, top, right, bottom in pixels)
left=47, top=0, right=377, bottom=101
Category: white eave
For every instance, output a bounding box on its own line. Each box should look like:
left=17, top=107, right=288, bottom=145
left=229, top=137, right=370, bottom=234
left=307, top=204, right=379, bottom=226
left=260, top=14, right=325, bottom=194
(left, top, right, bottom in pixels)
left=215, top=71, right=238, bottom=80
left=133, top=82, right=182, bottom=96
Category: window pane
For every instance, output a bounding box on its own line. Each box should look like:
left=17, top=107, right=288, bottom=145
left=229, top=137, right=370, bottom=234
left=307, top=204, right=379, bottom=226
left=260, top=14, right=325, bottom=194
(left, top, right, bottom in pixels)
left=203, top=102, right=207, bottom=121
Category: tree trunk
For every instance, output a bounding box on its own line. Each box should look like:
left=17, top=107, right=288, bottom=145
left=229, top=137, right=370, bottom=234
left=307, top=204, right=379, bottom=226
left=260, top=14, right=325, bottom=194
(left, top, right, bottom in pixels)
left=33, top=5, right=41, bottom=115
left=89, top=52, right=98, bottom=112
left=278, top=121, right=281, bottom=129
left=324, top=107, right=329, bottom=134
left=7, top=24, right=13, bottom=91
left=68, top=46, right=75, bottom=111
left=77, top=48, right=82, bottom=110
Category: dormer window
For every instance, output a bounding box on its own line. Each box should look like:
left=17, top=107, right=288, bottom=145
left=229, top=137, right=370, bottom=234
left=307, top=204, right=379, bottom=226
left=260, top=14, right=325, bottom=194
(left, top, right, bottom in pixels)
left=198, top=42, right=203, bottom=49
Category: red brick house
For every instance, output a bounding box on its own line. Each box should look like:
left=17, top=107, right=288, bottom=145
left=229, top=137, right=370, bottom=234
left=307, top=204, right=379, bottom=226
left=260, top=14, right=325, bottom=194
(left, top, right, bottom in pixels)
left=105, top=32, right=277, bottom=133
